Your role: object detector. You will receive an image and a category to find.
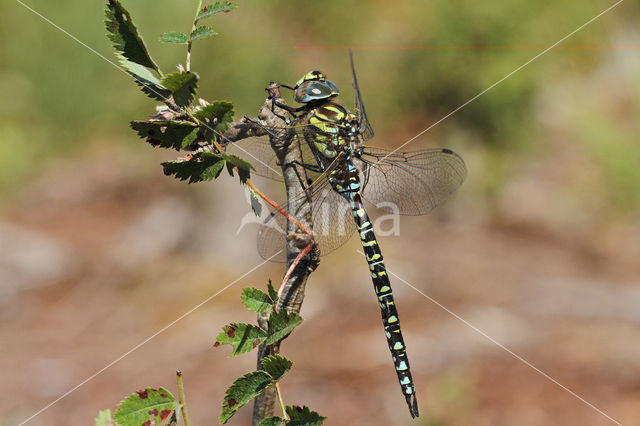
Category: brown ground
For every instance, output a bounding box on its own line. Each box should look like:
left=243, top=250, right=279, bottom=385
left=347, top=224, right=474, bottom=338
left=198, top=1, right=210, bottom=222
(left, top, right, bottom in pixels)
left=1, top=144, right=639, bottom=426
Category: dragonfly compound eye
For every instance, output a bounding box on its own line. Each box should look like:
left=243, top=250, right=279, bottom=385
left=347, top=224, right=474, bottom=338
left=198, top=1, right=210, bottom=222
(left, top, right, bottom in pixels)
left=294, top=70, right=325, bottom=89
left=294, top=78, right=340, bottom=104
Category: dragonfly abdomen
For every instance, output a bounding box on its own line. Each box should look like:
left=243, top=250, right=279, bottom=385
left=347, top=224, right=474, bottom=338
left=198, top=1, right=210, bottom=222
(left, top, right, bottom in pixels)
left=330, top=162, right=419, bottom=418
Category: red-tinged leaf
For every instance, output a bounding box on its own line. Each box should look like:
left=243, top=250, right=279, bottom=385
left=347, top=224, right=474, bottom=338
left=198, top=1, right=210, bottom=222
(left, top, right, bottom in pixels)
left=197, top=1, right=237, bottom=21
left=220, top=371, right=272, bottom=424
left=214, top=322, right=267, bottom=357
left=113, top=387, right=176, bottom=426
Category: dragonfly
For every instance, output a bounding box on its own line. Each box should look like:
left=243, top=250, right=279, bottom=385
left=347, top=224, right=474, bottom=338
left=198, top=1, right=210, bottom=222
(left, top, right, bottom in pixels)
left=225, top=52, right=467, bottom=418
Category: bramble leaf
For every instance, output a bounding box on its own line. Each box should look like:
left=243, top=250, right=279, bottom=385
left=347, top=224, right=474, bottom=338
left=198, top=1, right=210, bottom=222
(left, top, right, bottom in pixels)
left=285, top=405, right=326, bottom=425
left=190, top=26, right=218, bottom=41
left=161, top=71, right=199, bottom=107
left=261, top=355, right=293, bottom=382
left=249, top=186, right=263, bottom=217
left=130, top=120, right=198, bottom=150
left=220, top=371, right=273, bottom=424
left=197, top=1, right=237, bottom=21
left=106, top=0, right=165, bottom=100
left=162, top=152, right=226, bottom=183
left=224, top=153, right=253, bottom=184
left=241, top=287, right=273, bottom=313
left=123, top=61, right=170, bottom=101
left=258, top=406, right=326, bottom=426
left=194, top=101, right=234, bottom=142
left=105, top=0, right=161, bottom=73
left=160, top=31, right=189, bottom=44
left=113, top=387, right=175, bottom=426
left=266, top=309, right=303, bottom=345
left=258, top=417, right=285, bottom=426
left=267, top=280, right=279, bottom=304
left=94, top=409, right=113, bottom=426
left=214, top=322, right=267, bottom=356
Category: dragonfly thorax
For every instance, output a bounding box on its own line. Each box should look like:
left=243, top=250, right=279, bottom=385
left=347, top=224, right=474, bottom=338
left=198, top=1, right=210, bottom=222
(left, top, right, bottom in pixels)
left=306, top=102, right=363, bottom=162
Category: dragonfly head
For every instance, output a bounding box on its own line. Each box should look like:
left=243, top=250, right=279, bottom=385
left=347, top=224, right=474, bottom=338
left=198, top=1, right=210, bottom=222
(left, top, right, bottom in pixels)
left=293, top=70, right=339, bottom=104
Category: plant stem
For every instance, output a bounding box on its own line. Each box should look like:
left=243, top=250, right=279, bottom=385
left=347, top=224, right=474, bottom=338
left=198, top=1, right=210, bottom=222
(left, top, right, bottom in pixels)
left=249, top=84, right=319, bottom=425
left=176, top=371, right=191, bottom=426
left=186, top=0, right=204, bottom=72
left=246, top=180, right=313, bottom=236
left=275, top=383, right=288, bottom=420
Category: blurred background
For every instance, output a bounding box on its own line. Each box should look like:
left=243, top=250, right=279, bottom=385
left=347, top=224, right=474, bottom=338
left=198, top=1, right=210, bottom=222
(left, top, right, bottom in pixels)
left=2, top=0, right=640, bottom=424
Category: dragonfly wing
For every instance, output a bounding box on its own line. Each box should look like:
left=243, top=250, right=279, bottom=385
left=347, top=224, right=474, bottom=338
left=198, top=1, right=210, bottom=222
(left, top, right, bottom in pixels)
left=223, top=121, right=325, bottom=181
left=224, top=135, right=284, bottom=181
left=350, top=50, right=375, bottom=142
left=358, top=147, right=467, bottom=215
left=257, top=164, right=356, bottom=262
left=308, top=179, right=356, bottom=256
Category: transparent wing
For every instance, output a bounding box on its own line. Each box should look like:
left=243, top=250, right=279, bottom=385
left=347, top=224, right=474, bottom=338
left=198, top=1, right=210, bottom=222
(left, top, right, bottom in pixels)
left=350, top=50, right=374, bottom=142
left=225, top=135, right=284, bottom=180
left=223, top=122, right=321, bottom=181
left=358, top=147, right=467, bottom=216
left=257, top=161, right=356, bottom=263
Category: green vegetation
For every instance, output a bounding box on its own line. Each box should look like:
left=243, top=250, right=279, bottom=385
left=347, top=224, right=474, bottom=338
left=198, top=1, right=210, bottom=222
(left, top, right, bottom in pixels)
left=3, top=0, right=638, bottom=218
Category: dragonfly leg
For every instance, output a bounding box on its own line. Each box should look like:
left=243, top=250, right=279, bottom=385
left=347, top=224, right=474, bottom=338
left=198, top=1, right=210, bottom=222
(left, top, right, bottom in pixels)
left=279, top=160, right=324, bottom=188
left=267, top=92, right=305, bottom=118
left=282, top=160, right=323, bottom=174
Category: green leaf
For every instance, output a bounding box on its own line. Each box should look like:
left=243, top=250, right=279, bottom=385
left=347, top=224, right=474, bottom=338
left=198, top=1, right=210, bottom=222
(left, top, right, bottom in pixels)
left=259, top=417, right=285, bottom=426
left=258, top=407, right=326, bottom=426
left=94, top=409, right=113, bottom=426
left=261, top=355, right=293, bottom=382
left=161, top=71, right=199, bottom=107
left=197, top=1, right=238, bottom=21
left=123, top=61, right=170, bottom=101
left=224, top=153, right=253, bottom=184
left=214, top=322, right=267, bottom=356
left=220, top=371, right=273, bottom=424
left=266, top=309, right=303, bottom=345
left=105, top=0, right=161, bottom=73
left=130, top=120, right=199, bottom=150
left=194, top=101, right=235, bottom=142
left=113, top=387, right=176, bottom=426
left=105, top=0, right=164, bottom=99
left=249, top=186, right=263, bottom=217
left=190, top=26, right=218, bottom=41
left=162, top=152, right=226, bottom=183
left=159, top=31, right=189, bottom=44
left=267, top=280, right=279, bottom=304
left=285, top=405, right=326, bottom=425
left=241, top=287, right=273, bottom=313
